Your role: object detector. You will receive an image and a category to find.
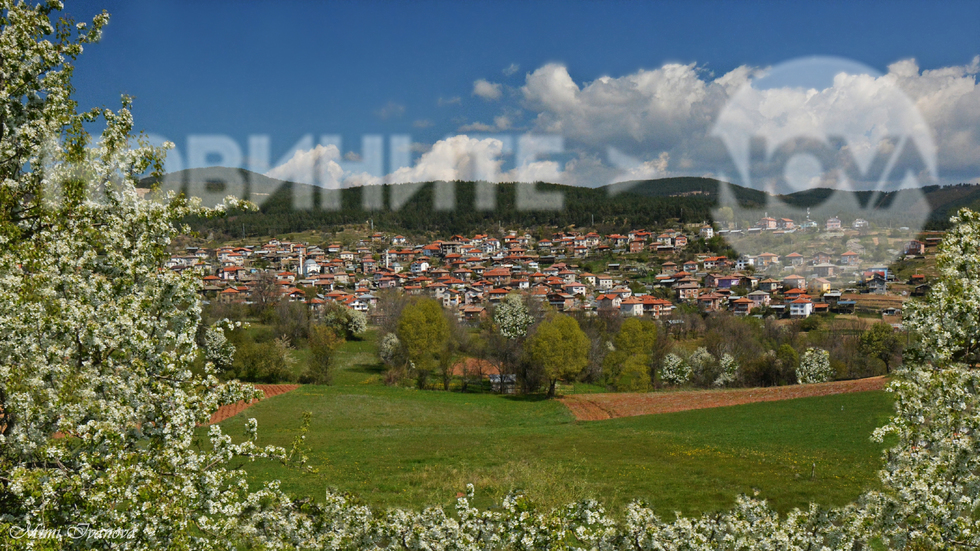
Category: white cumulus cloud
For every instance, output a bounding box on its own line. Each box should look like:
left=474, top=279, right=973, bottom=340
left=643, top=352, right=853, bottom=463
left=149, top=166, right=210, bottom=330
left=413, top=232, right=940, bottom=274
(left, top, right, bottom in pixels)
left=473, top=79, right=503, bottom=101
left=266, top=144, right=347, bottom=188
left=266, top=135, right=569, bottom=189
left=273, top=58, right=980, bottom=193
left=516, top=58, right=980, bottom=188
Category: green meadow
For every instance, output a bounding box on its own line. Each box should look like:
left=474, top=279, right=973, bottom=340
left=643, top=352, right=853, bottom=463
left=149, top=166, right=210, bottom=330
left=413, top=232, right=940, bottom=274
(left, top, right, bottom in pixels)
left=210, top=333, right=895, bottom=517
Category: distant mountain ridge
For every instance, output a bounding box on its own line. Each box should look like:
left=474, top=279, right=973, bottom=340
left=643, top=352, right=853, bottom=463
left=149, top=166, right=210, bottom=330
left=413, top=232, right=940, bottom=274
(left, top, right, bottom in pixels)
left=139, top=168, right=980, bottom=238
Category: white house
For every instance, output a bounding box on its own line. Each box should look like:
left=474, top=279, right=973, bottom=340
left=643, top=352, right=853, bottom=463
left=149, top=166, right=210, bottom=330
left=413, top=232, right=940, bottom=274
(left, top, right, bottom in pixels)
left=596, top=275, right=614, bottom=290
left=619, top=297, right=644, bottom=316
left=789, top=297, right=813, bottom=318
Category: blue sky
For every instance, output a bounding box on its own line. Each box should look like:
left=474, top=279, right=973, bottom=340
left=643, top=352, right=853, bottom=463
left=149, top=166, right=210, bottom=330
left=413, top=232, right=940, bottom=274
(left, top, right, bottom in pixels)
left=66, top=1, right=980, bottom=188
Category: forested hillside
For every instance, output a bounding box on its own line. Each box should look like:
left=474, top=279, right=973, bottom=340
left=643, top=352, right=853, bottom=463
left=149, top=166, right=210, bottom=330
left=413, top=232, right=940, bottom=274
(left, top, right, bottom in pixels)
left=143, top=169, right=725, bottom=238
left=140, top=168, right=980, bottom=238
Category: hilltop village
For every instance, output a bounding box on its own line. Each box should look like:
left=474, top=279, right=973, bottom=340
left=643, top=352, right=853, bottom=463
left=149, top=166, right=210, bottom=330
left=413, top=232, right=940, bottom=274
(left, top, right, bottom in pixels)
left=169, top=214, right=940, bottom=323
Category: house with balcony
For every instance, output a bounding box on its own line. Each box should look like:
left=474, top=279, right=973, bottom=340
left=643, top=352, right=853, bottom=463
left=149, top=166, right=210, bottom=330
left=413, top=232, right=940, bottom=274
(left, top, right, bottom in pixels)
left=731, top=297, right=754, bottom=316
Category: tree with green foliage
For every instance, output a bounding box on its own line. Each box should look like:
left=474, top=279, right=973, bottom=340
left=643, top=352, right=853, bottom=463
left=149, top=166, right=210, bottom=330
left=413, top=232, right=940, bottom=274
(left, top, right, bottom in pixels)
left=615, top=354, right=652, bottom=392
left=397, top=298, right=449, bottom=389
left=603, top=318, right=657, bottom=390
left=798, top=315, right=821, bottom=332
left=859, top=322, right=903, bottom=373
left=301, top=324, right=343, bottom=384
left=612, top=317, right=657, bottom=356
left=231, top=336, right=295, bottom=383
left=527, top=314, right=589, bottom=397
left=776, top=344, right=799, bottom=371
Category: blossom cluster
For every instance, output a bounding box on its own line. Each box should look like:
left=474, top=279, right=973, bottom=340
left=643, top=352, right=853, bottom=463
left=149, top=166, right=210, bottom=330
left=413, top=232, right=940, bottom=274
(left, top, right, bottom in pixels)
left=713, top=353, right=740, bottom=387
left=494, top=293, right=535, bottom=339
left=660, top=352, right=692, bottom=386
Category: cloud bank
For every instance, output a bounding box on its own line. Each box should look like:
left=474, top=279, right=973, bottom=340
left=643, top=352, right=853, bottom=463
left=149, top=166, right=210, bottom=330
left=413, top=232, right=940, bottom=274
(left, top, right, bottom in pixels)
left=269, top=57, right=980, bottom=190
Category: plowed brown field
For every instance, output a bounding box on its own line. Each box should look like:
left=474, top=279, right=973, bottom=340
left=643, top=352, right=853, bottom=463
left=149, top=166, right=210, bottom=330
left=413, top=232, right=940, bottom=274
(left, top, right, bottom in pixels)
left=560, top=377, right=888, bottom=421
left=208, top=384, right=300, bottom=425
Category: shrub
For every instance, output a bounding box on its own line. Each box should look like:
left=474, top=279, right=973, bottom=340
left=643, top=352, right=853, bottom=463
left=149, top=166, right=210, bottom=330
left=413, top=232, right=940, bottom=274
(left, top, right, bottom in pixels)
left=300, top=325, right=343, bottom=384
left=743, top=350, right=796, bottom=387
left=688, top=346, right=717, bottom=386
left=378, top=332, right=403, bottom=366
left=714, top=353, right=740, bottom=387
left=230, top=337, right=295, bottom=383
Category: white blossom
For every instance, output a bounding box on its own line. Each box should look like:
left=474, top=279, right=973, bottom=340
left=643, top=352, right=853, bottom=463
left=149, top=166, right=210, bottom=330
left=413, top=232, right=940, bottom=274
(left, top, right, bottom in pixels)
left=797, top=348, right=833, bottom=384
left=661, top=352, right=692, bottom=386
left=714, top=353, right=740, bottom=387
left=494, top=293, right=534, bottom=339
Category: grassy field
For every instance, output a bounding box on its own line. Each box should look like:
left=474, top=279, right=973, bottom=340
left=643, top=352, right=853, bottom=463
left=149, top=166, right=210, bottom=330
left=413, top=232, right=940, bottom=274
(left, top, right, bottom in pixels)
left=208, top=333, right=896, bottom=517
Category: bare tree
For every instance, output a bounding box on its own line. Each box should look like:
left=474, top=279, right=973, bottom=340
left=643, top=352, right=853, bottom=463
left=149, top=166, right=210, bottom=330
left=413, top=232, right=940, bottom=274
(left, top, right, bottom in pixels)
left=250, top=270, right=281, bottom=310
left=375, top=289, right=413, bottom=335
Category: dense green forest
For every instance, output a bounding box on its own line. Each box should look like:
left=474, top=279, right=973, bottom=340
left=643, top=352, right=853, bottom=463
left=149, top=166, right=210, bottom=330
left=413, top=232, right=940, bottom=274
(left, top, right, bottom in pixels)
left=140, top=168, right=980, bottom=238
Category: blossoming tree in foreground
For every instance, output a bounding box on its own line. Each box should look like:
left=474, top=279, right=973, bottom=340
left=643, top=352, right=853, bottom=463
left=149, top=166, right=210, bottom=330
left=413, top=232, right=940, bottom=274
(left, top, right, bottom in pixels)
left=2, top=2, right=980, bottom=549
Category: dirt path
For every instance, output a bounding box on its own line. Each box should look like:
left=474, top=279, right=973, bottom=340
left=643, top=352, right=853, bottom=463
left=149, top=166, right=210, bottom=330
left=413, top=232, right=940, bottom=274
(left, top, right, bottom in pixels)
left=560, top=377, right=888, bottom=421
left=208, top=384, right=300, bottom=425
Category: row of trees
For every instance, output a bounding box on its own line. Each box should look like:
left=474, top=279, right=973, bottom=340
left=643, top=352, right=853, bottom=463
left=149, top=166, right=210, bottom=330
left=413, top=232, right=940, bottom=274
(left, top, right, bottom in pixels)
left=376, top=292, right=592, bottom=396
left=376, top=289, right=904, bottom=396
